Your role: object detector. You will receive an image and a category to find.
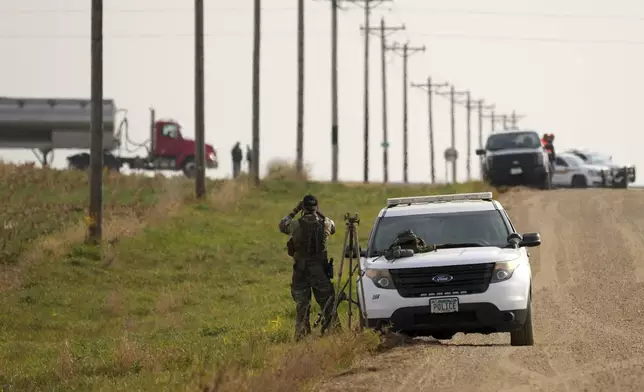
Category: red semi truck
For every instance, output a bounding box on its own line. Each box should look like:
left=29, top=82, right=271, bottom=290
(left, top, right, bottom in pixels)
left=0, top=97, right=218, bottom=178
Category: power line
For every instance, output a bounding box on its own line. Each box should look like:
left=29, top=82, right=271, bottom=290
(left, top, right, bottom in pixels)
left=414, top=33, right=644, bottom=45
left=384, top=7, right=644, bottom=21
left=5, top=7, right=644, bottom=21
left=0, top=7, right=300, bottom=13
left=3, top=32, right=644, bottom=45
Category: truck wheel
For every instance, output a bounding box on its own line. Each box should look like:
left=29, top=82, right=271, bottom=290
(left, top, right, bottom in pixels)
left=182, top=158, right=197, bottom=178
left=510, top=300, right=534, bottom=346
left=571, top=175, right=587, bottom=188
left=432, top=331, right=456, bottom=340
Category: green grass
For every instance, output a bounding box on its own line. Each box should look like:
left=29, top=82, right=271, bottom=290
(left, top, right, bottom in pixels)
left=0, top=161, right=494, bottom=391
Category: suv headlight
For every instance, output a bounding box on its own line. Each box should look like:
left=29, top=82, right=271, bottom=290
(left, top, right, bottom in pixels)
left=490, top=259, right=521, bottom=283
left=365, top=269, right=396, bottom=289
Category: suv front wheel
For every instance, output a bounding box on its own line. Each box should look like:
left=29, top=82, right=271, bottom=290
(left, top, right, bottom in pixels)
left=510, top=297, right=534, bottom=346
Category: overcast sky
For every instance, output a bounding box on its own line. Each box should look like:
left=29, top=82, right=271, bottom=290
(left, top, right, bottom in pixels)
left=0, top=0, right=642, bottom=184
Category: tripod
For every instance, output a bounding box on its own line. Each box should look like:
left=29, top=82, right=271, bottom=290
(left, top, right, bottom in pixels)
left=313, top=212, right=369, bottom=334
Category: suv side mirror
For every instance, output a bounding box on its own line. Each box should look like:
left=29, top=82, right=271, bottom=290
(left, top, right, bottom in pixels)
left=476, top=149, right=486, bottom=156
left=359, top=249, right=367, bottom=258
left=519, top=232, right=541, bottom=247
left=506, top=232, right=522, bottom=248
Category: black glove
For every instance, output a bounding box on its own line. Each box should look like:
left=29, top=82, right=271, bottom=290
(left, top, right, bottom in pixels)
left=288, top=201, right=303, bottom=218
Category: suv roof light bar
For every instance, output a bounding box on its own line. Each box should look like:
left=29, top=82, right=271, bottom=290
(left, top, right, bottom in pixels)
left=386, top=192, right=493, bottom=207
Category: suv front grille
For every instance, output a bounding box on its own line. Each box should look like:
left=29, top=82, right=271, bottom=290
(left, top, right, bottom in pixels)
left=491, top=153, right=537, bottom=168
left=389, top=263, right=495, bottom=298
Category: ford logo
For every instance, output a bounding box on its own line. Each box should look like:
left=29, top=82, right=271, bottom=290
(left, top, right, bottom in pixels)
left=432, top=274, right=453, bottom=283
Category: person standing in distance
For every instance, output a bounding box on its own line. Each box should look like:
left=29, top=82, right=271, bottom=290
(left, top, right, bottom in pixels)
left=231, top=142, right=243, bottom=178
left=279, top=194, right=337, bottom=341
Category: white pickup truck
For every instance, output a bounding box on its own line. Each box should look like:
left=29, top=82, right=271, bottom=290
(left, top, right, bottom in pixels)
left=357, top=192, right=541, bottom=346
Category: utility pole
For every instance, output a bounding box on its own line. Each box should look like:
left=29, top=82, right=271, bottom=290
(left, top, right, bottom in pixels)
left=411, top=77, right=448, bottom=184
left=362, top=0, right=371, bottom=183
left=195, top=0, right=206, bottom=198
left=437, top=85, right=467, bottom=184
left=490, top=110, right=496, bottom=132
left=475, top=100, right=494, bottom=179
left=386, top=41, right=425, bottom=183
left=483, top=110, right=504, bottom=133
left=88, top=0, right=103, bottom=243
left=510, top=110, right=524, bottom=129
left=502, top=114, right=508, bottom=130
left=455, top=92, right=477, bottom=181
left=361, top=18, right=404, bottom=183
left=321, top=0, right=390, bottom=182
left=331, top=0, right=339, bottom=182
left=296, top=0, right=304, bottom=175
left=464, top=93, right=472, bottom=181
left=318, top=0, right=346, bottom=181
left=252, top=0, right=261, bottom=185
left=473, top=99, right=494, bottom=149
left=344, top=0, right=391, bottom=183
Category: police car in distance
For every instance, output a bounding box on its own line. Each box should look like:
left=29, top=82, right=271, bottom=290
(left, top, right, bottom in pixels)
left=566, top=149, right=636, bottom=187
left=551, top=152, right=613, bottom=188
left=356, top=192, right=540, bottom=346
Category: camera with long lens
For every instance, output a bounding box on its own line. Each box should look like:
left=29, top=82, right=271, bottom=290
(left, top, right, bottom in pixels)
left=344, top=212, right=359, bottom=225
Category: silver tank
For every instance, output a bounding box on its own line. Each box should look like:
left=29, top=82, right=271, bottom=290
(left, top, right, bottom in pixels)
left=0, top=97, right=118, bottom=150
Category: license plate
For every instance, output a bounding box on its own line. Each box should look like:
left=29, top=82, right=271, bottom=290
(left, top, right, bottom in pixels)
left=510, top=167, right=522, bottom=175
left=430, top=297, right=459, bottom=313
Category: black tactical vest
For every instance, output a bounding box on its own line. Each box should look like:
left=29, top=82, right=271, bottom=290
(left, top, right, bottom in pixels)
left=295, top=214, right=326, bottom=258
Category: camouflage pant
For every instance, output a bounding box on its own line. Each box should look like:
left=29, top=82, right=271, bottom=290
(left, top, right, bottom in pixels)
left=291, top=258, right=335, bottom=340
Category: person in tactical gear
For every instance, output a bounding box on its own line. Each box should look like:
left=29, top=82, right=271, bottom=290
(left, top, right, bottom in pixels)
left=279, top=194, right=337, bottom=341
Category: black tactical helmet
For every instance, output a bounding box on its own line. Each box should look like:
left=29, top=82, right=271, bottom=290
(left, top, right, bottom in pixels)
left=302, top=194, right=318, bottom=210
left=396, top=229, right=417, bottom=242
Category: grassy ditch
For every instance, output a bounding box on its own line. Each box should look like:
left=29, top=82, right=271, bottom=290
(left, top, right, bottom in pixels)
left=0, top=161, right=494, bottom=391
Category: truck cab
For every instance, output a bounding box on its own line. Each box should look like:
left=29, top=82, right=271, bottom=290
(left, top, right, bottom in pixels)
left=476, top=130, right=551, bottom=189
left=151, top=120, right=218, bottom=177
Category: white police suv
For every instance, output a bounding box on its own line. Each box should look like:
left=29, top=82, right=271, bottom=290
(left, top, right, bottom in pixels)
left=356, top=192, right=540, bottom=346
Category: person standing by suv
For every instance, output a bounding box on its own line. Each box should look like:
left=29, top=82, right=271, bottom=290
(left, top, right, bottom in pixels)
left=278, top=195, right=338, bottom=341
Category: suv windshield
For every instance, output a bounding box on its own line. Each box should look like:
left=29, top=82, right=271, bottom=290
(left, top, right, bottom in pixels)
left=586, top=153, right=610, bottom=164
left=369, top=210, right=510, bottom=256
left=561, top=154, right=585, bottom=167
left=485, top=132, right=541, bottom=151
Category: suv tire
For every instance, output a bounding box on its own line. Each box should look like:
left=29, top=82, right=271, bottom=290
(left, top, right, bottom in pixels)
left=510, top=298, right=534, bottom=346
left=432, top=331, right=456, bottom=340
left=571, top=175, right=587, bottom=188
